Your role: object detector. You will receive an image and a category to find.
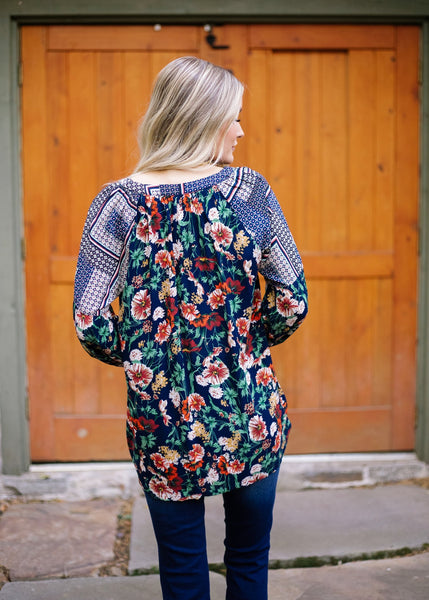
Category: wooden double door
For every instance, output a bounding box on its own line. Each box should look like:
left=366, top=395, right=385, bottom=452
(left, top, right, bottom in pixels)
left=22, top=24, right=420, bottom=461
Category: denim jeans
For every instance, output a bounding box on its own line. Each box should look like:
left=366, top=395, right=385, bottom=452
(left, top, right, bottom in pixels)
left=144, top=470, right=279, bottom=600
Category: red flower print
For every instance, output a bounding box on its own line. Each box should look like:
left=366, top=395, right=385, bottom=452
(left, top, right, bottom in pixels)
left=217, top=456, right=244, bottom=475
left=195, top=256, right=217, bottom=271
left=236, top=317, right=250, bottom=336
left=150, top=452, right=170, bottom=471
left=187, top=393, right=206, bottom=412
left=126, top=362, right=153, bottom=389
left=204, top=313, right=224, bottom=330
left=181, top=393, right=206, bottom=422
left=128, top=415, right=158, bottom=433
left=248, top=415, right=268, bottom=441
left=140, top=416, right=158, bottom=432
left=202, top=360, right=229, bottom=385
left=149, top=477, right=179, bottom=500
left=210, top=222, right=233, bottom=247
left=136, top=219, right=150, bottom=242
left=228, top=459, right=245, bottom=474
left=183, top=444, right=205, bottom=471
left=239, top=350, right=253, bottom=370
left=191, top=312, right=224, bottom=330
left=183, top=194, right=203, bottom=215
left=181, top=338, right=202, bottom=353
left=272, top=432, right=281, bottom=452
left=221, top=277, right=245, bottom=294
left=256, top=367, right=273, bottom=386
left=181, top=302, right=199, bottom=322
left=165, top=464, right=183, bottom=491
left=131, top=289, right=151, bottom=320
left=276, top=291, right=299, bottom=317
left=218, top=455, right=229, bottom=475
left=208, top=288, right=226, bottom=310
left=165, top=297, right=178, bottom=318
left=155, top=320, right=171, bottom=344
left=75, top=311, right=93, bottom=330
left=252, top=289, right=262, bottom=315
left=188, top=443, right=205, bottom=462
left=189, top=197, right=203, bottom=215
left=155, top=249, right=173, bottom=269
left=149, top=203, right=162, bottom=232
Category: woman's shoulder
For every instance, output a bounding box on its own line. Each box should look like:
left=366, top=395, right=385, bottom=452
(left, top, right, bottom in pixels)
left=90, top=179, right=142, bottom=205
left=229, top=166, right=270, bottom=187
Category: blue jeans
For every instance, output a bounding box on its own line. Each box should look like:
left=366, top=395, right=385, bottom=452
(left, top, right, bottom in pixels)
left=144, top=470, right=279, bottom=600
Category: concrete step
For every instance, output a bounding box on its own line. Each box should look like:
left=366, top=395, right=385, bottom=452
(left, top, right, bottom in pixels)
left=129, top=484, right=429, bottom=573
left=2, top=553, right=429, bottom=600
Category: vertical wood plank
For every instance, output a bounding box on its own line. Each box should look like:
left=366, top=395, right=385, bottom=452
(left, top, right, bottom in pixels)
left=391, top=26, right=420, bottom=448
left=294, top=52, right=322, bottom=250
left=47, top=51, right=70, bottom=256
left=51, top=284, right=75, bottom=414
left=320, top=279, right=348, bottom=408
left=320, top=52, right=348, bottom=252
left=270, top=53, right=298, bottom=234
left=68, top=50, right=102, bottom=417
left=273, top=278, right=321, bottom=411
left=22, top=26, right=55, bottom=459
left=372, top=279, right=393, bottom=407
left=350, top=279, right=375, bottom=407
left=348, top=50, right=376, bottom=251
left=68, top=51, right=98, bottom=256
left=247, top=49, right=268, bottom=174
left=96, top=52, right=126, bottom=183
left=123, top=52, right=152, bottom=175
left=374, top=50, right=395, bottom=251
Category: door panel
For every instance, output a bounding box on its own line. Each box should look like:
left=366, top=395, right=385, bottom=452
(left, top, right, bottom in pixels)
left=22, top=24, right=419, bottom=460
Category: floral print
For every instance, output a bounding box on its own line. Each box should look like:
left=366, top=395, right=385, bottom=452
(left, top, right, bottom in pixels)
left=74, top=167, right=308, bottom=500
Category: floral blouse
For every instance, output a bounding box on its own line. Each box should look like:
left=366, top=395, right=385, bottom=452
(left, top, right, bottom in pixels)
left=74, top=166, right=308, bottom=501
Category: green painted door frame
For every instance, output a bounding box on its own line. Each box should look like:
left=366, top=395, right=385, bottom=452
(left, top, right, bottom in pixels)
left=1, top=0, right=429, bottom=473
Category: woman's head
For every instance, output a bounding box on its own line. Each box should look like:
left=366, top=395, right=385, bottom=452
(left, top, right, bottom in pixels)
left=134, top=56, right=244, bottom=172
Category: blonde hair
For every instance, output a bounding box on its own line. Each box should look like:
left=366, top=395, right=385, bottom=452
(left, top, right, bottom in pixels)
left=134, top=56, right=244, bottom=173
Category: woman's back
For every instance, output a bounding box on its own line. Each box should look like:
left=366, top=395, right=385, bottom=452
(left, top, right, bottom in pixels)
left=74, top=166, right=307, bottom=500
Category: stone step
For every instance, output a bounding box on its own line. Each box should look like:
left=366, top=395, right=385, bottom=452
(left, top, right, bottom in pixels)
left=129, top=484, right=429, bottom=573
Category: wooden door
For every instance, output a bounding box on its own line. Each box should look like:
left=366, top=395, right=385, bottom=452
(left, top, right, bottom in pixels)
left=22, top=24, right=419, bottom=461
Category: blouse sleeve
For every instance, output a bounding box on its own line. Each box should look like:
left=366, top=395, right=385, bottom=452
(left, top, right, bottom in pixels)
left=73, top=184, right=137, bottom=365
left=224, top=168, right=308, bottom=347
left=258, top=184, right=308, bottom=346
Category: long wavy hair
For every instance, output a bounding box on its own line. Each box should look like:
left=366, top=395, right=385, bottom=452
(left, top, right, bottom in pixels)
left=134, top=56, right=244, bottom=173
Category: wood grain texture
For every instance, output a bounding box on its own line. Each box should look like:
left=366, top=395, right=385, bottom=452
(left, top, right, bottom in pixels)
left=391, top=26, right=420, bottom=449
left=22, top=27, right=55, bottom=460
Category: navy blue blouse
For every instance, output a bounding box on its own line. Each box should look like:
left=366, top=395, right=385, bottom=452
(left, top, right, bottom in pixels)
left=74, top=167, right=308, bottom=500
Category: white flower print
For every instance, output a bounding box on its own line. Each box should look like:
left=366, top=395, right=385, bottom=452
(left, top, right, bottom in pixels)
left=248, top=415, right=268, bottom=441
left=129, top=349, right=143, bottom=362
left=208, top=207, right=219, bottom=221
left=209, top=386, right=223, bottom=399
left=153, top=306, right=165, bottom=321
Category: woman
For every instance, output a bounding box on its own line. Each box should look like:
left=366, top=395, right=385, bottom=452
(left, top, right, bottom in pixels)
left=74, top=56, right=307, bottom=600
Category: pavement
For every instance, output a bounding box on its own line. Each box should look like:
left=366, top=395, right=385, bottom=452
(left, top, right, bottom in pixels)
left=0, top=453, right=428, bottom=599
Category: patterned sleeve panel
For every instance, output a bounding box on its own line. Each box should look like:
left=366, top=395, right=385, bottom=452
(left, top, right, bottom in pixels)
left=222, top=168, right=308, bottom=346
left=73, top=184, right=138, bottom=366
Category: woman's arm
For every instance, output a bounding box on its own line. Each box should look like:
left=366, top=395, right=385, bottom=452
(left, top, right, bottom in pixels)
left=73, top=184, right=137, bottom=365
left=257, top=183, right=308, bottom=346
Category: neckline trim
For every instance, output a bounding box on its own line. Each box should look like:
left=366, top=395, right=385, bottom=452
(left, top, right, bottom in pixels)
left=120, top=167, right=234, bottom=196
